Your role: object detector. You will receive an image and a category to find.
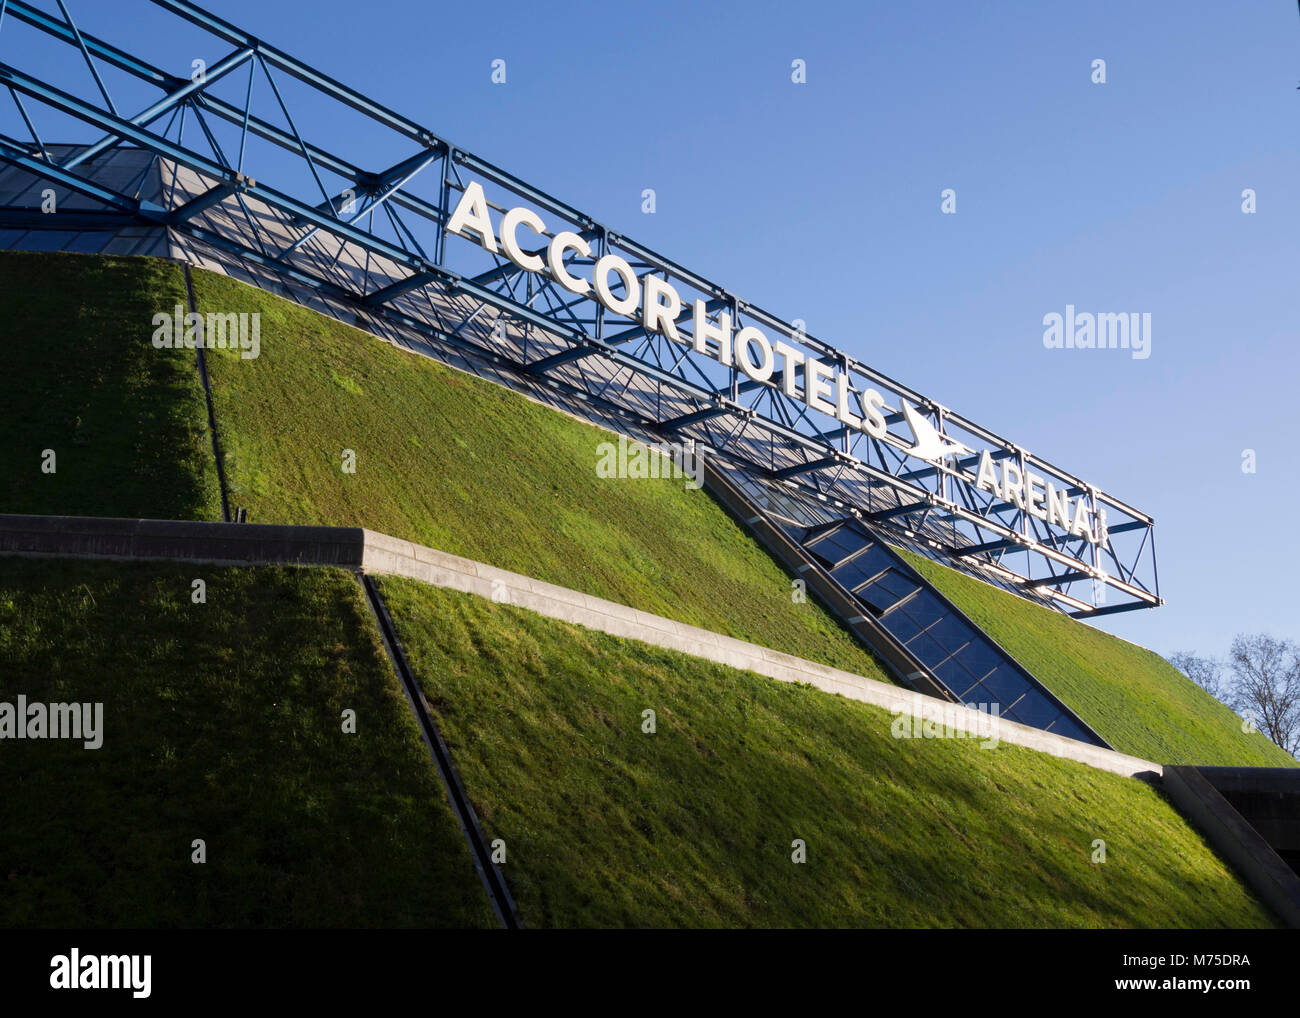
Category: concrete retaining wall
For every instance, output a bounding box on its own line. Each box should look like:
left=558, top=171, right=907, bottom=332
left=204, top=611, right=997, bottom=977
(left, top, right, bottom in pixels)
left=1162, top=766, right=1300, bottom=928
left=0, top=513, right=364, bottom=567
left=1196, top=767, right=1300, bottom=875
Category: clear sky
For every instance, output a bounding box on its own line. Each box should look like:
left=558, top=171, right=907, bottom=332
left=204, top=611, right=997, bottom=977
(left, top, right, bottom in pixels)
left=13, top=0, right=1300, bottom=661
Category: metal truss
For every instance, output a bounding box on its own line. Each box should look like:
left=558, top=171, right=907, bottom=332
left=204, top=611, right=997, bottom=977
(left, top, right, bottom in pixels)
left=0, top=0, right=1161, bottom=617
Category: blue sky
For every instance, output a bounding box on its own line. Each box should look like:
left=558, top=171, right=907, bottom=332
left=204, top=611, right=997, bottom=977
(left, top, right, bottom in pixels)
left=14, top=0, right=1300, bottom=661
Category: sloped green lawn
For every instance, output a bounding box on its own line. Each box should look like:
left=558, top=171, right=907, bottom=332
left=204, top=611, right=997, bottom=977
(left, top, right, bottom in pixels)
left=377, top=575, right=1278, bottom=929
left=192, top=266, right=890, bottom=684
left=0, top=557, right=494, bottom=928
left=0, top=250, right=221, bottom=521
left=2, top=249, right=1281, bottom=774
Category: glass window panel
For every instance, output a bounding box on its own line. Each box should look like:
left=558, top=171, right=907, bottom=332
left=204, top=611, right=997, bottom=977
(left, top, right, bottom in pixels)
left=834, top=559, right=878, bottom=593
left=935, top=652, right=982, bottom=691
left=957, top=680, right=999, bottom=709
left=1007, top=691, right=1060, bottom=729
left=22, top=230, right=77, bottom=251
left=1045, top=715, right=1088, bottom=741
left=854, top=545, right=896, bottom=576
left=857, top=569, right=917, bottom=610
left=955, top=680, right=986, bottom=704
left=925, top=614, right=975, bottom=653
left=872, top=569, right=917, bottom=602
left=859, top=580, right=902, bottom=615
left=880, top=610, right=923, bottom=644
left=905, top=630, right=949, bottom=667
left=807, top=527, right=864, bottom=566
left=899, top=591, right=946, bottom=631
left=978, top=666, right=1032, bottom=705
left=952, top=641, right=1002, bottom=683
left=935, top=657, right=981, bottom=698
left=66, top=232, right=112, bottom=253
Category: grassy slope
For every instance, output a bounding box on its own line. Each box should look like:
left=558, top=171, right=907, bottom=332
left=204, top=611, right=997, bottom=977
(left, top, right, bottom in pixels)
left=1, top=250, right=1281, bottom=769
left=0, top=251, right=221, bottom=520
left=191, top=266, right=891, bottom=683
left=897, top=549, right=1296, bottom=768
left=378, top=576, right=1277, bottom=929
left=0, top=558, right=494, bottom=928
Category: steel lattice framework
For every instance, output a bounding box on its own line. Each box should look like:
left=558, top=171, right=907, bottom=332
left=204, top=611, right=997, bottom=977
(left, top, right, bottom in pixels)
left=0, top=0, right=1161, bottom=617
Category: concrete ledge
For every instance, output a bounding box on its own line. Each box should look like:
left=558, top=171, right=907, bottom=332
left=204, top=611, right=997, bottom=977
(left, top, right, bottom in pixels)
left=0, top=513, right=365, bottom=567
left=1162, top=766, right=1300, bottom=928
left=0, top=514, right=1162, bottom=779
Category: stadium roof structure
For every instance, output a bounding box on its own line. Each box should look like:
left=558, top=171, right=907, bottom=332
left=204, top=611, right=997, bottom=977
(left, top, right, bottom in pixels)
left=0, top=0, right=1161, bottom=618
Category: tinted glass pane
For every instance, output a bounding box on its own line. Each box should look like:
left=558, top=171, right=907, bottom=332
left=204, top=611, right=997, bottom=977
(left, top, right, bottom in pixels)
left=952, top=641, right=1002, bottom=683
left=957, top=680, right=993, bottom=706
left=881, top=610, right=924, bottom=644
left=1007, top=691, right=1060, bottom=729
left=807, top=527, right=864, bottom=566
left=873, top=569, right=917, bottom=602
left=1047, top=716, right=1092, bottom=742
left=900, top=592, right=946, bottom=631
left=855, top=545, right=896, bottom=575
left=979, top=666, right=1031, bottom=705
left=23, top=230, right=77, bottom=251
left=935, top=652, right=982, bottom=691
left=905, top=630, right=949, bottom=667
left=834, top=558, right=880, bottom=592
left=929, top=616, right=974, bottom=653
left=67, top=232, right=112, bottom=253
left=935, top=657, right=981, bottom=698
left=859, top=579, right=903, bottom=615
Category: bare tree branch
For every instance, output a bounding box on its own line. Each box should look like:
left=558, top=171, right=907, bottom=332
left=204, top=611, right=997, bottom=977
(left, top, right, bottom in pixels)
left=1227, top=634, right=1300, bottom=757
left=1169, top=651, right=1229, bottom=704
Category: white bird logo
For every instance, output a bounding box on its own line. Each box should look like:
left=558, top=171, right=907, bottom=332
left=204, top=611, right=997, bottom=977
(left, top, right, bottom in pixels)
left=900, top=400, right=970, bottom=463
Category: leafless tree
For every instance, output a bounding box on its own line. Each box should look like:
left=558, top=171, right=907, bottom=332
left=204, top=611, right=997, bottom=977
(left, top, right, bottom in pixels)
left=1169, top=651, right=1228, bottom=703
left=1227, top=634, right=1300, bottom=757
left=1169, top=637, right=1299, bottom=758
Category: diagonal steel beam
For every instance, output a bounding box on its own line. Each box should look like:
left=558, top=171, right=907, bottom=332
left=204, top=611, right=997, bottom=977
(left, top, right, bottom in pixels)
left=151, top=0, right=435, bottom=145
left=53, top=0, right=117, bottom=115
left=62, top=45, right=253, bottom=171
left=277, top=147, right=439, bottom=260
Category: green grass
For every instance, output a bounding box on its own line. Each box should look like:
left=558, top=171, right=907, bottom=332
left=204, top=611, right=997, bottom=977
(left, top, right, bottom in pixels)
left=3, top=250, right=1285, bottom=772
left=0, top=251, right=222, bottom=521
left=896, top=549, right=1297, bottom=768
left=0, top=557, right=495, bottom=928
left=0, top=250, right=1283, bottom=929
left=377, top=575, right=1278, bottom=929
left=190, top=265, right=891, bottom=683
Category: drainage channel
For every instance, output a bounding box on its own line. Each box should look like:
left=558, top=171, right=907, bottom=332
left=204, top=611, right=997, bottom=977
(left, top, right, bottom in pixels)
left=182, top=263, right=232, bottom=524
left=358, top=572, right=522, bottom=930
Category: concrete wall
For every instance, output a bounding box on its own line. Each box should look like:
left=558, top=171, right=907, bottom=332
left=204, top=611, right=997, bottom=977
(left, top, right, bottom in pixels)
left=1196, top=767, right=1300, bottom=874
left=0, top=513, right=363, bottom=567
left=1162, top=766, right=1300, bottom=928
